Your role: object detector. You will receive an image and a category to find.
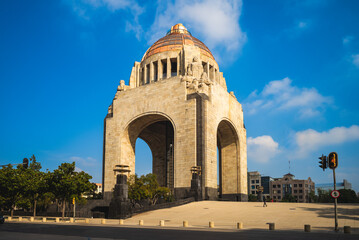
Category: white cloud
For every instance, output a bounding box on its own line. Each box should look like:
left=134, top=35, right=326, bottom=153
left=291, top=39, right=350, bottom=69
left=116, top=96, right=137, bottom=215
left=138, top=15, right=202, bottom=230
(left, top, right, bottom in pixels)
left=343, top=35, right=354, bottom=45
left=247, top=135, right=280, bottom=163
left=69, top=156, right=98, bottom=167
left=67, top=0, right=144, bottom=37
left=148, top=0, right=247, bottom=61
left=244, top=77, right=332, bottom=118
left=297, top=20, right=310, bottom=29
left=352, top=54, right=359, bottom=68
left=295, top=125, right=359, bottom=157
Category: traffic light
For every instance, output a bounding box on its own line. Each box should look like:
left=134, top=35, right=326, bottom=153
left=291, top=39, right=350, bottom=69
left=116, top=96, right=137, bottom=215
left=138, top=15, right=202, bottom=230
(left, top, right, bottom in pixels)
left=318, top=154, right=327, bottom=171
left=72, top=198, right=75, bottom=204
left=328, top=152, right=338, bottom=169
left=23, top=158, right=29, bottom=169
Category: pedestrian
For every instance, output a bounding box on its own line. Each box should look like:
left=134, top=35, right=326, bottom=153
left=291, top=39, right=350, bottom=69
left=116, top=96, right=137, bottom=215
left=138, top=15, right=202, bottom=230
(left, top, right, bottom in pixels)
left=263, top=196, right=267, bottom=207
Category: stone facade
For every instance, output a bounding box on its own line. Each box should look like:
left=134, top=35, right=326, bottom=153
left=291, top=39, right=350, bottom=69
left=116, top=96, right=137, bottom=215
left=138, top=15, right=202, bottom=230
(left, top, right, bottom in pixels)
left=103, top=24, right=247, bottom=201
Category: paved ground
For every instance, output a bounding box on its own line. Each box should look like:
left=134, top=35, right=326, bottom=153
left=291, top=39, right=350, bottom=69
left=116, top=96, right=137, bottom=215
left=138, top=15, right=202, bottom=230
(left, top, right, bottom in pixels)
left=117, top=201, right=359, bottom=232
left=1, top=201, right=358, bottom=239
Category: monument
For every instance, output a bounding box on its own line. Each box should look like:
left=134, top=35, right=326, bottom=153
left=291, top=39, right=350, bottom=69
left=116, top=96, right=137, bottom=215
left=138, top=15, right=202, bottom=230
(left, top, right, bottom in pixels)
left=103, top=23, right=248, bottom=201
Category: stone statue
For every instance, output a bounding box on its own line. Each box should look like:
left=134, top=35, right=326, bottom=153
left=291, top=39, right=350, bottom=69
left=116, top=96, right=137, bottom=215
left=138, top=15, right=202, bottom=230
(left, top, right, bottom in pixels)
left=118, top=80, right=127, bottom=91
left=191, top=57, right=202, bottom=79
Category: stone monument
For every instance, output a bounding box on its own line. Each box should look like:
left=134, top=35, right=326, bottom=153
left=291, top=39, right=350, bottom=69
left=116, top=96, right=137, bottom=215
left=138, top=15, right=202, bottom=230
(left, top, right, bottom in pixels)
left=103, top=23, right=248, bottom=201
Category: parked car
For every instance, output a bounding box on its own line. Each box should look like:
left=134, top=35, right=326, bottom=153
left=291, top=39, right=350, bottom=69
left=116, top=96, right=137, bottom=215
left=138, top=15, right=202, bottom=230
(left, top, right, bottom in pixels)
left=0, top=215, right=4, bottom=224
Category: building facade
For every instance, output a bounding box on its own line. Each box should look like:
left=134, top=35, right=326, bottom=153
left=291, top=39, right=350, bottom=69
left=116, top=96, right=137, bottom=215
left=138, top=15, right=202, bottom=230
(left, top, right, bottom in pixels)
left=261, top=176, right=274, bottom=198
left=103, top=24, right=248, bottom=201
left=270, top=173, right=315, bottom=203
left=247, top=171, right=261, bottom=195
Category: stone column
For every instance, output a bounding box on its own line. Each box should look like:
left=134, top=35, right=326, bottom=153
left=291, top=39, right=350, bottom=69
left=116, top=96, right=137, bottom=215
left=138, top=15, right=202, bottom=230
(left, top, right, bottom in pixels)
left=167, top=58, right=171, bottom=78
left=150, top=62, right=154, bottom=83
left=206, top=62, right=210, bottom=77
left=144, top=65, right=147, bottom=84
left=157, top=60, right=161, bottom=81
left=177, top=56, right=180, bottom=76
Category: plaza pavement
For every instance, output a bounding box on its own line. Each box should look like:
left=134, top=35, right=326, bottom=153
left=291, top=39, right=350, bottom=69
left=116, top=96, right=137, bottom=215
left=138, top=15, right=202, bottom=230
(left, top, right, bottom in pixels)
left=4, top=201, right=359, bottom=234
left=94, top=201, right=359, bottom=233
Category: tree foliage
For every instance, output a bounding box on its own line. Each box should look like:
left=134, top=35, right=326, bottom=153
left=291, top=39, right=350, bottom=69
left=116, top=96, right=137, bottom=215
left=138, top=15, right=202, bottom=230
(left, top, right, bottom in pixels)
left=48, top=162, right=95, bottom=218
left=0, top=156, right=95, bottom=218
left=128, top=173, right=173, bottom=206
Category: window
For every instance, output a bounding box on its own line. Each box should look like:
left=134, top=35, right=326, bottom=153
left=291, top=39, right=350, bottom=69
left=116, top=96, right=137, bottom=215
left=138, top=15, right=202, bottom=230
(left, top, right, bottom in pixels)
left=299, top=190, right=303, bottom=193
left=278, top=196, right=281, bottom=199
left=251, top=180, right=255, bottom=184
left=299, top=195, right=303, bottom=199
left=251, top=191, right=255, bottom=194
left=251, top=185, right=255, bottom=189
left=170, top=58, right=177, bottom=77
left=153, top=61, right=158, bottom=82
left=146, top=64, right=150, bottom=84
left=294, top=184, right=297, bottom=187
left=273, top=190, right=277, bottom=194
left=256, top=180, right=259, bottom=183
left=273, top=196, right=276, bottom=199
left=299, top=184, right=303, bottom=187
left=277, top=185, right=281, bottom=188
left=272, top=185, right=276, bottom=188
left=294, top=190, right=297, bottom=193
left=278, top=190, right=281, bottom=194
left=305, top=184, right=308, bottom=188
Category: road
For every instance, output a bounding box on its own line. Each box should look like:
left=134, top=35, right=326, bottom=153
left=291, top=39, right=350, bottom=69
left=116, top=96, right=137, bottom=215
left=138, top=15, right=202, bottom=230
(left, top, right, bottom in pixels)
left=0, top=222, right=357, bottom=240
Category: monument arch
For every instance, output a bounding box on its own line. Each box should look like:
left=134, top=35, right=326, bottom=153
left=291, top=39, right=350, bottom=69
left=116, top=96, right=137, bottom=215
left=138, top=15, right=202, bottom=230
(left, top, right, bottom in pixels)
left=103, top=23, right=247, bottom=201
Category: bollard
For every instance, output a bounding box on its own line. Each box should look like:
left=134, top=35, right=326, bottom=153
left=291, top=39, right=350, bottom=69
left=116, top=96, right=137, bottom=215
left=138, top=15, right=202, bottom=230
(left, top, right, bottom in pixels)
left=237, top=222, right=243, bottom=229
left=344, top=226, right=351, bottom=234
left=8, top=217, right=12, bottom=221
left=18, top=217, right=22, bottom=222
left=160, top=220, right=165, bottom=226
left=304, top=225, right=311, bottom=232
left=101, top=219, right=106, bottom=224
left=119, top=219, right=124, bottom=225
left=55, top=218, right=59, bottom=223
left=85, top=218, right=89, bottom=224
left=139, top=220, right=144, bottom=226
left=42, top=217, right=46, bottom=223
left=30, top=217, right=34, bottom=222
left=183, top=221, right=188, bottom=227
left=209, top=221, right=214, bottom=228
left=70, top=218, right=74, bottom=223
left=268, top=223, right=275, bottom=230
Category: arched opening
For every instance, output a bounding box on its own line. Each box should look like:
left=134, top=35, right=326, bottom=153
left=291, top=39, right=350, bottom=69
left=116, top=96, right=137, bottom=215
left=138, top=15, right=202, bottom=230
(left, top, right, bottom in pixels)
left=217, top=120, right=239, bottom=200
left=126, top=114, right=175, bottom=190
left=135, top=139, right=152, bottom=176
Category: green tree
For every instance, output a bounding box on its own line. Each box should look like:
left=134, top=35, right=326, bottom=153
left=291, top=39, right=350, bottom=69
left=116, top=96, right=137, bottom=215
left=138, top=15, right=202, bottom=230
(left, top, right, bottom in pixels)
left=48, top=162, right=95, bottom=219
left=23, top=155, right=50, bottom=217
left=128, top=173, right=172, bottom=206
left=0, top=165, right=27, bottom=216
left=281, top=194, right=297, bottom=202
left=338, top=189, right=359, bottom=203
left=247, top=194, right=257, bottom=202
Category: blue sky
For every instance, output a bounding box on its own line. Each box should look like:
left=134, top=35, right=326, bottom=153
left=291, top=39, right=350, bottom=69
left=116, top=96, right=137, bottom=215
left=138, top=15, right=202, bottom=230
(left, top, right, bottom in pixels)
left=1, top=0, right=359, bottom=192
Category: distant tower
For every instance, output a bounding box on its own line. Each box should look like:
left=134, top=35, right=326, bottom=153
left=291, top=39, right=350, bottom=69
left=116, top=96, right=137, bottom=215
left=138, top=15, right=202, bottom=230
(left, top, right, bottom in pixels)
left=103, top=24, right=248, bottom=201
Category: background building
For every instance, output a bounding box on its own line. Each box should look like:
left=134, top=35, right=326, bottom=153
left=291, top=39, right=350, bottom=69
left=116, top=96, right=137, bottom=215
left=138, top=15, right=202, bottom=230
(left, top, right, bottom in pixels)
left=315, top=179, right=352, bottom=194
left=270, top=173, right=315, bottom=203
left=261, top=176, right=274, bottom=198
left=247, top=171, right=261, bottom=195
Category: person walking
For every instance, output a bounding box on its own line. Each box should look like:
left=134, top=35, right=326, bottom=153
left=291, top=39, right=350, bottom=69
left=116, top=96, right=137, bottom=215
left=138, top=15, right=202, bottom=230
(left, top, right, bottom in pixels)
left=263, top=196, right=267, bottom=207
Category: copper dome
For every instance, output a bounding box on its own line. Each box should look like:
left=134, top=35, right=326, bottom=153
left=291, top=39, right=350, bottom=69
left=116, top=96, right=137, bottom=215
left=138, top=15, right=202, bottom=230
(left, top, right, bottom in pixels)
left=142, top=23, right=215, bottom=61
